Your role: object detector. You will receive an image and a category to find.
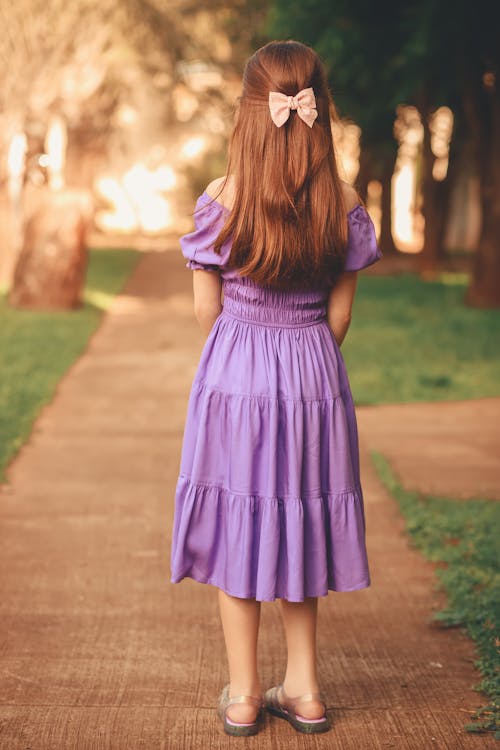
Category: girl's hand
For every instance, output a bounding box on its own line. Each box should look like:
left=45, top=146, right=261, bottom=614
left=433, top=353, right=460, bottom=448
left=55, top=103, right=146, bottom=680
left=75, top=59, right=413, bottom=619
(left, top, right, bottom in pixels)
left=326, top=271, right=358, bottom=347
left=192, top=269, right=223, bottom=336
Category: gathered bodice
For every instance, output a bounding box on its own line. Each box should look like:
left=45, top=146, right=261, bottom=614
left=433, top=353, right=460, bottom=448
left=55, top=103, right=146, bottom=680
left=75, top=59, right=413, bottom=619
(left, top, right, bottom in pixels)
left=222, top=275, right=328, bottom=327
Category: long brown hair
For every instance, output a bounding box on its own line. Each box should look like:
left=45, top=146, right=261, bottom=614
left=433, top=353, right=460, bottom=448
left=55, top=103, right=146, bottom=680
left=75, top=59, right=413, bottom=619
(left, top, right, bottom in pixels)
left=212, top=40, right=349, bottom=291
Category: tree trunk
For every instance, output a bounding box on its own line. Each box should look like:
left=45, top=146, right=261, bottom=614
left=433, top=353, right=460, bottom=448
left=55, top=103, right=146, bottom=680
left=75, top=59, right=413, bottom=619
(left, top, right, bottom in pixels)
left=8, top=188, right=94, bottom=310
left=419, top=114, right=452, bottom=277
left=465, top=79, right=500, bottom=307
left=379, top=155, right=398, bottom=255
left=355, top=146, right=372, bottom=203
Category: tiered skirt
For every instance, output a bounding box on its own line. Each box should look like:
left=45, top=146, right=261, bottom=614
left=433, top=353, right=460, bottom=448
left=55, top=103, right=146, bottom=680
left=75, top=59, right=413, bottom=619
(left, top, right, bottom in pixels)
left=170, top=278, right=371, bottom=601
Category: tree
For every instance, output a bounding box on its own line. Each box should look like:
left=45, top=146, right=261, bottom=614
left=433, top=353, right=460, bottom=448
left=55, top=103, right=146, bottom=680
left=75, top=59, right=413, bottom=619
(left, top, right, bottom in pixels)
left=266, top=0, right=409, bottom=255
left=395, top=0, right=500, bottom=300
left=0, top=0, right=264, bottom=305
left=455, top=3, right=500, bottom=307
left=267, top=0, right=500, bottom=304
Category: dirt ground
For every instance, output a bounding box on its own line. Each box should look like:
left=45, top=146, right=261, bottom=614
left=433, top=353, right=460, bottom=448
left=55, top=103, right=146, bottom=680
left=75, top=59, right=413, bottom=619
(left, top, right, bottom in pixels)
left=0, top=248, right=496, bottom=749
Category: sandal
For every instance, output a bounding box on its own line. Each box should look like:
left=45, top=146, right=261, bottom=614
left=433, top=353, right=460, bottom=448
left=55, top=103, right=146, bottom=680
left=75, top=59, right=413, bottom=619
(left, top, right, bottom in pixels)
left=264, top=683, right=330, bottom=734
left=217, top=684, right=264, bottom=736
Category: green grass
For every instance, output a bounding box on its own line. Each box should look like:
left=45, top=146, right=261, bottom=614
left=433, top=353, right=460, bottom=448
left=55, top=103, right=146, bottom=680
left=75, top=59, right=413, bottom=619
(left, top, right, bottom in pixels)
left=344, top=273, right=500, bottom=404
left=0, top=248, right=141, bottom=483
left=372, top=452, right=500, bottom=737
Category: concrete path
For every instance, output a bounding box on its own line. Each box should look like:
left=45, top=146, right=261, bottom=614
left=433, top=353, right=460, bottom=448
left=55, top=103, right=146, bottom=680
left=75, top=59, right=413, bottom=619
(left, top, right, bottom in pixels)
left=357, top=399, right=500, bottom=500
left=0, top=250, right=496, bottom=749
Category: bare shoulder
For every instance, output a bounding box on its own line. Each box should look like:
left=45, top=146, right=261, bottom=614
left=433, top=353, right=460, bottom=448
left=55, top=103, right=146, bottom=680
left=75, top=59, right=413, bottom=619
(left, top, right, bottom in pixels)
left=205, top=176, right=226, bottom=198
left=205, top=175, right=235, bottom=209
left=340, top=180, right=361, bottom=213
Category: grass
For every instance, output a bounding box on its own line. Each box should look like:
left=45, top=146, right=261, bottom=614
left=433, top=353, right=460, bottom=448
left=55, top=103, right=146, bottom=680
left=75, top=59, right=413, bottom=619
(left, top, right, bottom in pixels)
left=343, top=273, right=500, bottom=404
left=372, top=452, right=500, bottom=737
left=0, top=248, right=141, bottom=483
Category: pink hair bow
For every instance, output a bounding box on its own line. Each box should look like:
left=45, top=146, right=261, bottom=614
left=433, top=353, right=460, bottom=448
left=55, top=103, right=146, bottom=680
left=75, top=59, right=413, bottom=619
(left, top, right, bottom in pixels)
left=268, top=87, right=318, bottom=128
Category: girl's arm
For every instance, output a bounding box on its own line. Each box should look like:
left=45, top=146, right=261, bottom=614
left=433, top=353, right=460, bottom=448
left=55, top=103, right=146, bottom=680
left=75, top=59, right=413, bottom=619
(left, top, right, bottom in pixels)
left=326, top=181, right=361, bottom=346
left=326, top=271, right=358, bottom=347
left=192, top=269, right=223, bottom=336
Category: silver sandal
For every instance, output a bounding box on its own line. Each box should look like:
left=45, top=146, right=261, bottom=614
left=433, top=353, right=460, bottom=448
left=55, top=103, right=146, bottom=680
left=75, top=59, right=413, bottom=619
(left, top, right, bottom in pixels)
left=217, top=684, right=264, bottom=736
left=264, top=683, right=330, bottom=734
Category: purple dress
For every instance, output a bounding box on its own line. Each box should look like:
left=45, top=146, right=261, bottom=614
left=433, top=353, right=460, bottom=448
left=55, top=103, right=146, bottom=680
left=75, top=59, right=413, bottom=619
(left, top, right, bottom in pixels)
left=170, top=191, right=382, bottom=602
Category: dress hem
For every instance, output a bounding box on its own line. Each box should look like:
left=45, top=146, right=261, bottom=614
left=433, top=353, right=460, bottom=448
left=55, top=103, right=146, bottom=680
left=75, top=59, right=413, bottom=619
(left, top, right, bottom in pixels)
left=170, top=568, right=371, bottom=603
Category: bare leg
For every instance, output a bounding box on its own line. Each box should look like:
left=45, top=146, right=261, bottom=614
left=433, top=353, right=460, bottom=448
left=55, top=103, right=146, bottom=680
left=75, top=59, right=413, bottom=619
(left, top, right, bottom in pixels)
left=217, top=589, right=262, bottom=723
left=279, top=597, right=325, bottom=719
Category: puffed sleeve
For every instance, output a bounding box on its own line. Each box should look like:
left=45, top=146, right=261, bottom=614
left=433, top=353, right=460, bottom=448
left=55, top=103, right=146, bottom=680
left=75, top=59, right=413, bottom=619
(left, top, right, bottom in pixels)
left=344, top=204, right=383, bottom=272
left=180, top=192, right=232, bottom=272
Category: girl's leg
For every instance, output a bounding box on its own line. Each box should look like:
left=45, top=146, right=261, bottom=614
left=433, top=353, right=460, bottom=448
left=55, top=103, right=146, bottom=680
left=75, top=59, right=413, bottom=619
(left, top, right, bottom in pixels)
left=279, top=596, right=325, bottom=719
left=217, top=589, right=262, bottom=723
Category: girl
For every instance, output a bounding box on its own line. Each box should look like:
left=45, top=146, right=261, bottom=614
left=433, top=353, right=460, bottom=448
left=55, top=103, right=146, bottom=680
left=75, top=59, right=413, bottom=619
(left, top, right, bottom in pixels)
left=170, top=39, right=382, bottom=737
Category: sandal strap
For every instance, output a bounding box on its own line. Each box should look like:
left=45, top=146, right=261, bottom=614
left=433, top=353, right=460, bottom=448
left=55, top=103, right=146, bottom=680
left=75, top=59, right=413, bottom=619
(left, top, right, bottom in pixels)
left=279, top=684, right=326, bottom=712
left=227, top=694, right=262, bottom=708
left=220, top=685, right=262, bottom=710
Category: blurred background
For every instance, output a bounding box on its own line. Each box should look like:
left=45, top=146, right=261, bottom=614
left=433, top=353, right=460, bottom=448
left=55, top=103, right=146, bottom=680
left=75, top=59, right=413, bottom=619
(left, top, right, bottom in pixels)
left=0, top=3, right=499, bottom=740
left=0, top=0, right=499, bottom=307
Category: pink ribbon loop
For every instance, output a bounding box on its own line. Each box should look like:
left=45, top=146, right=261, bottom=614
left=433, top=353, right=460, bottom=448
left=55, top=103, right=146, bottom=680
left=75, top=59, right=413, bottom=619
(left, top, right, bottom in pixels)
left=268, top=87, right=318, bottom=128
